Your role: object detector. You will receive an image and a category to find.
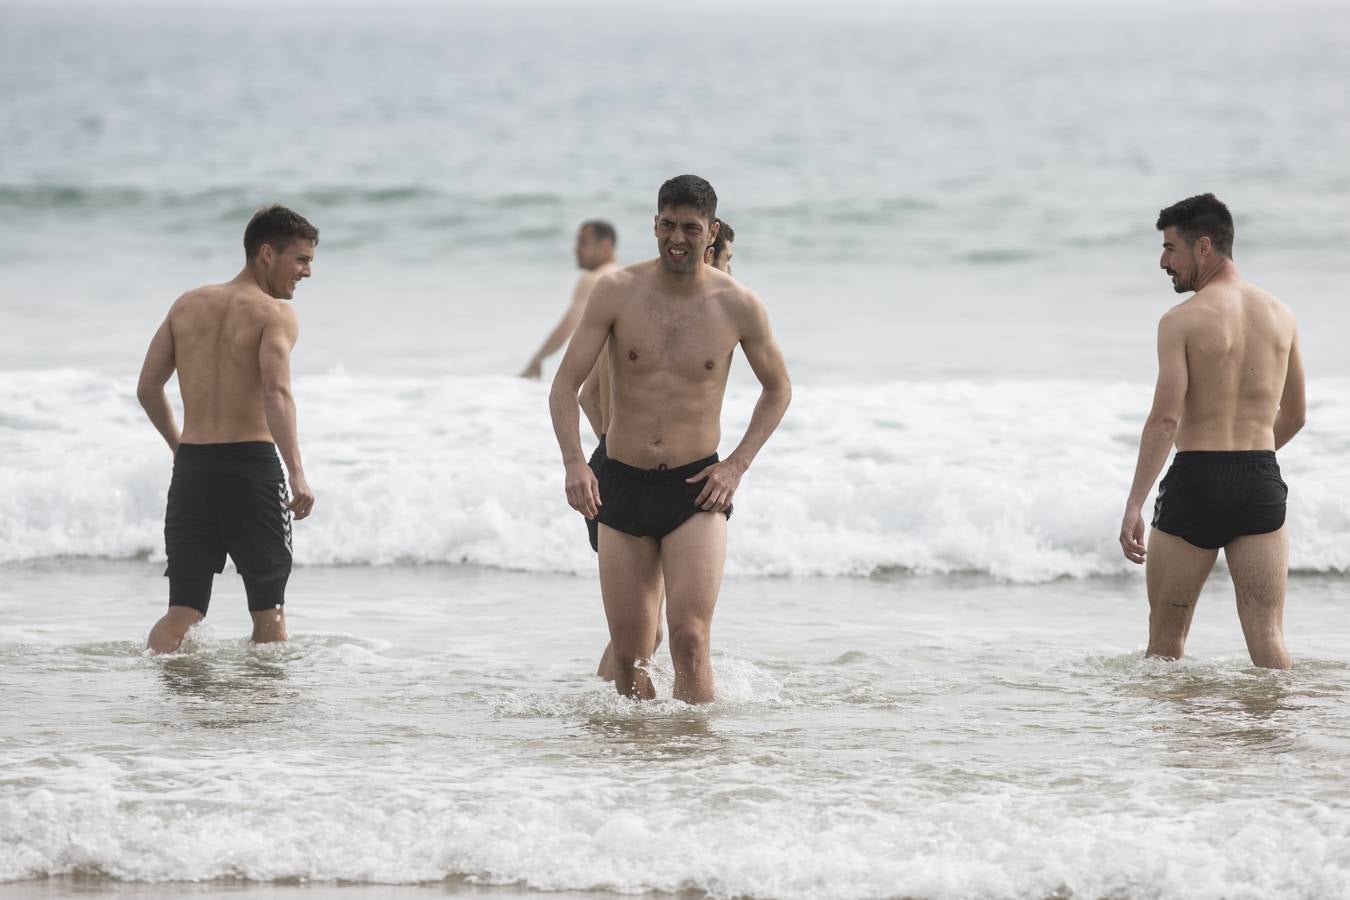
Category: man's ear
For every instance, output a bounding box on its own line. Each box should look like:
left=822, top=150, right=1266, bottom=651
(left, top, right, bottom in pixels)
left=259, top=243, right=275, bottom=266
left=1196, top=235, right=1213, bottom=257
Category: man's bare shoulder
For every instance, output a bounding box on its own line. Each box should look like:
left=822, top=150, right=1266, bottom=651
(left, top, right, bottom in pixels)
left=609, top=259, right=661, bottom=286
left=710, top=272, right=767, bottom=325
left=1246, top=281, right=1296, bottom=324
left=581, top=262, right=644, bottom=321
left=594, top=260, right=661, bottom=298
left=168, top=281, right=292, bottom=327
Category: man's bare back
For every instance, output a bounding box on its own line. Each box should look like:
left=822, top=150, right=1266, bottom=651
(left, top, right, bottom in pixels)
left=169, top=283, right=297, bottom=444
left=1166, top=281, right=1298, bottom=452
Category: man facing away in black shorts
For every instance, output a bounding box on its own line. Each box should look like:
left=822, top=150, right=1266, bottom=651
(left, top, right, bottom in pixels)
left=136, top=205, right=319, bottom=653
left=1120, top=194, right=1306, bottom=668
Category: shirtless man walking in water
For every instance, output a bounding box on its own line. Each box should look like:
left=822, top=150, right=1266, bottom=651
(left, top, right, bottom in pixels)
left=137, top=205, right=318, bottom=653
left=551, top=177, right=790, bottom=702
left=1120, top=193, right=1306, bottom=668
left=591, top=217, right=738, bottom=681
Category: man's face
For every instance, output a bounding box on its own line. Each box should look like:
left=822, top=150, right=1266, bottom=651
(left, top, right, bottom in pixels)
left=263, top=238, right=315, bottom=300
left=574, top=226, right=608, bottom=270
left=655, top=206, right=714, bottom=275
left=1159, top=226, right=1198, bottom=294
left=709, top=239, right=734, bottom=275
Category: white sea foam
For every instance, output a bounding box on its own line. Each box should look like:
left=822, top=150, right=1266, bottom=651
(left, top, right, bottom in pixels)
left=2, top=368, right=1348, bottom=582
left=3, top=762, right=1348, bottom=898
left=4, top=562, right=1349, bottom=899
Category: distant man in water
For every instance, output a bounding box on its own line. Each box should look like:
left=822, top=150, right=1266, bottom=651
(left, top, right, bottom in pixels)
left=1120, top=193, right=1305, bottom=669
left=520, top=220, right=620, bottom=379
left=591, top=216, right=739, bottom=681
left=551, top=176, right=790, bottom=702
left=137, top=205, right=318, bottom=653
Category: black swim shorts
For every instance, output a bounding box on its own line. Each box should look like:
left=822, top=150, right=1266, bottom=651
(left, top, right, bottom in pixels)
left=585, top=434, right=607, bottom=553
left=1151, top=450, right=1287, bottom=550
left=594, top=451, right=732, bottom=544
left=163, top=441, right=293, bottom=614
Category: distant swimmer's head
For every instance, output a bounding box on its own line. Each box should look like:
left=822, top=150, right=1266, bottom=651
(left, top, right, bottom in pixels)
left=576, top=219, right=617, bottom=271
left=655, top=175, right=718, bottom=275
left=1156, top=193, right=1234, bottom=294
left=704, top=218, right=735, bottom=275
left=244, top=204, right=319, bottom=300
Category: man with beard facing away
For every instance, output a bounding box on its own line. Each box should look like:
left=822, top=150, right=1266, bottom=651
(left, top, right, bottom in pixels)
left=1120, top=193, right=1305, bottom=668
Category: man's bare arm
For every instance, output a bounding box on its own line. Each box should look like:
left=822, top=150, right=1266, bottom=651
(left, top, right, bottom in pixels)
left=549, top=277, right=618, bottom=517
left=726, top=296, right=792, bottom=471
left=259, top=305, right=314, bottom=519
left=521, top=274, right=594, bottom=378
left=136, top=316, right=180, bottom=454
left=688, top=294, right=792, bottom=512
left=1275, top=329, right=1307, bottom=449
left=578, top=354, right=604, bottom=440
left=1120, top=313, right=1188, bottom=563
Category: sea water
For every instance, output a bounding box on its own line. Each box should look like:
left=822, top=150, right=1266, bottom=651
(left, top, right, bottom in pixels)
left=3, top=2, right=1350, bottom=897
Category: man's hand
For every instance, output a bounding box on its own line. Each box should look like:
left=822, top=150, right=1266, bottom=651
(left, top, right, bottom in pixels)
left=1120, top=506, right=1146, bottom=564
left=520, top=358, right=542, bottom=379
left=688, top=458, right=745, bottom=513
left=566, top=461, right=601, bottom=519
left=288, top=474, right=316, bottom=521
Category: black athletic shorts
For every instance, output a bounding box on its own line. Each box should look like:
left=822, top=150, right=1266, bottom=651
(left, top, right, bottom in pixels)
left=585, top=434, right=607, bottom=553
left=164, top=442, right=293, bottom=614
left=1151, top=450, right=1287, bottom=550
left=594, top=451, right=732, bottom=543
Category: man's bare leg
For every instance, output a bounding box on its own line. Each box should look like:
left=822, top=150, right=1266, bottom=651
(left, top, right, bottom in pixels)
left=597, top=594, right=665, bottom=680
left=1145, top=529, right=1218, bottom=660
left=147, top=606, right=204, bottom=654
left=660, top=512, right=727, bottom=704
left=1224, top=528, right=1292, bottom=669
left=250, top=607, right=288, bottom=644
left=599, top=525, right=664, bottom=698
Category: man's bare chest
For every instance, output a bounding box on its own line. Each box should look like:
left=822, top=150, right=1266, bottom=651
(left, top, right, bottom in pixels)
left=612, top=298, right=737, bottom=379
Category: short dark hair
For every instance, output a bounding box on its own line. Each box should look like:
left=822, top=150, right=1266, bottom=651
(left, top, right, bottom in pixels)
left=1156, top=193, right=1234, bottom=258
left=710, top=218, right=734, bottom=255
left=657, top=174, right=717, bottom=222
left=580, top=219, right=616, bottom=245
left=244, top=205, right=319, bottom=260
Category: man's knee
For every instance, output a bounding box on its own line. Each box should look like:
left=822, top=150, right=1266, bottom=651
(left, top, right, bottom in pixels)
left=608, top=654, right=654, bottom=696
left=609, top=637, right=653, bottom=668
left=244, top=573, right=288, bottom=612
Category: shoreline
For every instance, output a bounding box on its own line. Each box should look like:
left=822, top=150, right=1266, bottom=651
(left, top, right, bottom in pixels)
left=0, top=876, right=677, bottom=900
